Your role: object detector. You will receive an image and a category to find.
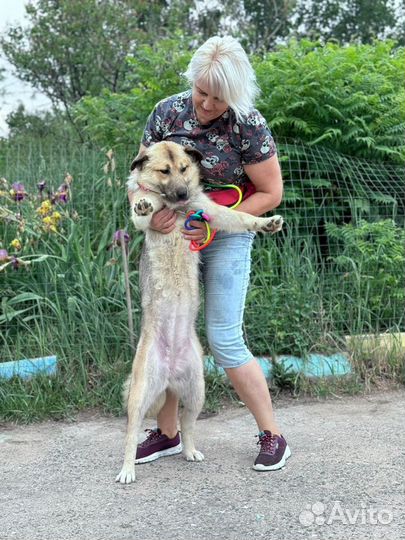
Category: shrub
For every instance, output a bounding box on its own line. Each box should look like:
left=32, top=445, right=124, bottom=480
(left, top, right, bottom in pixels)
left=255, top=40, right=405, bottom=163
left=74, top=39, right=405, bottom=164
left=325, top=219, right=405, bottom=332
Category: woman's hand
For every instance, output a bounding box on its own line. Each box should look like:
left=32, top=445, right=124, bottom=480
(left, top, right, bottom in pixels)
left=150, top=209, right=207, bottom=243
left=150, top=207, right=177, bottom=234
left=181, top=220, right=207, bottom=243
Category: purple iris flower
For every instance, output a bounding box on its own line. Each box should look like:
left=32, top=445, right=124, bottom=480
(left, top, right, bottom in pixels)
left=55, top=183, right=69, bottom=203
left=113, top=230, right=130, bottom=246
left=37, top=180, right=47, bottom=192
left=11, top=183, right=26, bottom=201
left=0, top=249, right=9, bottom=262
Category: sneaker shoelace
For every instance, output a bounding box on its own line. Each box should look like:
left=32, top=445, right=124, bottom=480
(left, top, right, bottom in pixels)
left=256, top=431, right=278, bottom=455
left=139, top=428, right=162, bottom=448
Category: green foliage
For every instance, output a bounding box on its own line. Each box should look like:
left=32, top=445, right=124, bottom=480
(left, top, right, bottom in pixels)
left=5, top=105, right=77, bottom=143
left=244, top=219, right=405, bottom=357
left=1, top=139, right=404, bottom=420
left=325, top=219, right=405, bottom=332
left=292, top=0, right=404, bottom=46
left=74, top=38, right=192, bottom=150
left=241, top=0, right=295, bottom=52
left=274, top=140, right=405, bottom=242
left=2, top=34, right=405, bottom=418
left=268, top=360, right=303, bottom=396
left=73, top=39, right=405, bottom=165
left=0, top=143, right=142, bottom=419
left=203, top=370, right=239, bottom=413
left=0, top=0, right=160, bottom=108
left=255, top=40, right=405, bottom=163
left=245, top=233, right=330, bottom=357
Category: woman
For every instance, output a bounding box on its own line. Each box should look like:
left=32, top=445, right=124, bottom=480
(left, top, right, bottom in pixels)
left=134, top=36, right=290, bottom=471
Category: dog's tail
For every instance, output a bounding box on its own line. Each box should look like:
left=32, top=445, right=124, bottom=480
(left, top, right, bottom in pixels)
left=122, top=375, right=166, bottom=418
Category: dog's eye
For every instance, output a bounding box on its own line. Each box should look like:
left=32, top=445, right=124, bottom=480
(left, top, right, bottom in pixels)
left=159, top=169, right=170, bottom=175
left=180, top=165, right=188, bottom=173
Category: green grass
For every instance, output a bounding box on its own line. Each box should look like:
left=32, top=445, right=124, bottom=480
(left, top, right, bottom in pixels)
left=1, top=139, right=404, bottom=422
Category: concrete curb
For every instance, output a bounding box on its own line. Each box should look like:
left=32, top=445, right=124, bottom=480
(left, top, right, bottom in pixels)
left=0, top=353, right=352, bottom=380
left=0, top=356, right=57, bottom=379
left=204, top=353, right=352, bottom=378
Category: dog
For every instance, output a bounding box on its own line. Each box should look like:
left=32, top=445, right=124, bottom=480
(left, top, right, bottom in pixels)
left=116, top=141, right=283, bottom=484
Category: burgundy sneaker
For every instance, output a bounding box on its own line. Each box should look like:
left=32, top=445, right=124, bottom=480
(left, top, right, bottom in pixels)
left=135, top=428, right=182, bottom=464
left=253, top=430, right=291, bottom=471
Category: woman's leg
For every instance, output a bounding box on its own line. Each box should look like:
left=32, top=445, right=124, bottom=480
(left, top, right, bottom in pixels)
left=201, top=231, right=282, bottom=435
left=157, top=389, right=179, bottom=438
left=225, top=360, right=281, bottom=434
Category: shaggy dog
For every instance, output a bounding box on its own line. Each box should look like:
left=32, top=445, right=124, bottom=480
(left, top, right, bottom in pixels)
left=116, top=141, right=283, bottom=484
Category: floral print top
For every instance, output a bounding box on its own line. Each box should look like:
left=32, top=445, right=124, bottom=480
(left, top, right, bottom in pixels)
left=141, top=90, right=277, bottom=192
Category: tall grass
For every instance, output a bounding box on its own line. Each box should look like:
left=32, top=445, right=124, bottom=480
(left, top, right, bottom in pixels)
left=1, top=141, right=140, bottom=419
left=1, top=140, right=404, bottom=421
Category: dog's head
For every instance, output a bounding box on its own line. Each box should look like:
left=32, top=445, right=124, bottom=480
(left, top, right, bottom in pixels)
left=129, top=142, right=203, bottom=209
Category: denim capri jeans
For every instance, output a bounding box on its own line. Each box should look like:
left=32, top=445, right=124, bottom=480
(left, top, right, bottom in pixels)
left=200, top=231, right=256, bottom=369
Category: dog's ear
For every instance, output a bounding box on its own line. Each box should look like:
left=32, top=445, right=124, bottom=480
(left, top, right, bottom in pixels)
left=184, top=146, right=203, bottom=164
left=130, top=152, right=148, bottom=171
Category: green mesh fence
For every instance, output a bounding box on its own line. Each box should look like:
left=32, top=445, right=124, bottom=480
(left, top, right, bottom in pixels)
left=0, top=138, right=404, bottom=364
left=245, top=139, right=405, bottom=355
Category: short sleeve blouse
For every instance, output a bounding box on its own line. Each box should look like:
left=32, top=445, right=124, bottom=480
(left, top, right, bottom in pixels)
left=141, top=90, right=277, bottom=192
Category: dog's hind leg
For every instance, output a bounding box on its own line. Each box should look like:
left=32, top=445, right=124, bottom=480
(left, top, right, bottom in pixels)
left=177, top=334, right=205, bottom=462
left=116, top=335, right=163, bottom=484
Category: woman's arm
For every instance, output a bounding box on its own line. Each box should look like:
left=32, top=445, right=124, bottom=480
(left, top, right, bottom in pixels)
left=235, top=154, right=283, bottom=216
left=182, top=154, right=283, bottom=242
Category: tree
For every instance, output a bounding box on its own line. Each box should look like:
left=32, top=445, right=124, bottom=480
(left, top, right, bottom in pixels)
left=0, top=0, right=175, bottom=113
left=187, top=0, right=297, bottom=52
left=291, top=0, right=403, bottom=45
left=242, top=0, right=296, bottom=52
left=0, top=65, right=5, bottom=105
left=5, top=104, right=72, bottom=141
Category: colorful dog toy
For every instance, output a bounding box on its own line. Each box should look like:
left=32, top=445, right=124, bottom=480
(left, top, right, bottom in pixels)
left=206, top=183, right=243, bottom=209
left=184, top=210, right=217, bottom=251
left=184, top=184, right=243, bottom=251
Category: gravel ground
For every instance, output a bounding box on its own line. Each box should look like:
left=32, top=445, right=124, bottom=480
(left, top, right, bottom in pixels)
left=1, top=390, right=404, bottom=540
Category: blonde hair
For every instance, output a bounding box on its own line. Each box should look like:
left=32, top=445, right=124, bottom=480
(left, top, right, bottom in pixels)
left=183, top=36, right=260, bottom=122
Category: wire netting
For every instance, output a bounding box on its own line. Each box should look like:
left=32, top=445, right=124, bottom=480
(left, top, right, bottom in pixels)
left=1, top=138, right=404, bottom=364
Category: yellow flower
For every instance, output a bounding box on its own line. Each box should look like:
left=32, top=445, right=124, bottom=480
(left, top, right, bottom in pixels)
left=37, top=199, right=52, bottom=216
left=10, top=238, right=22, bottom=250
left=42, top=215, right=59, bottom=233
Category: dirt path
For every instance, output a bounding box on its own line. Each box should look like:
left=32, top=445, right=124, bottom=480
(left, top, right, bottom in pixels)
left=1, top=390, right=404, bottom=540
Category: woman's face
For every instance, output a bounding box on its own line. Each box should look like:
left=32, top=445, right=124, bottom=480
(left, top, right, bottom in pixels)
left=192, top=80, right=229, bottom=125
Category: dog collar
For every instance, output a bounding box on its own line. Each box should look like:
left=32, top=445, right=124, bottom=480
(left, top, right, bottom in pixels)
left=137, top=182, right=164, bottom=196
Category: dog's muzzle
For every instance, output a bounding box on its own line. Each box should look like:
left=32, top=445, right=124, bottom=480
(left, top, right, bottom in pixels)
left=164, top=186, right=189, bottom=205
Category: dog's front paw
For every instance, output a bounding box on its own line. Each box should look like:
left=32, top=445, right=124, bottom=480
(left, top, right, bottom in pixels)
left=116, top=464, right=136, bottom=484
left=134, top=198, right=154, bottom=216
left=261, top=215, right=283, bottom=234
left=183, top=448, right=205, bottom=462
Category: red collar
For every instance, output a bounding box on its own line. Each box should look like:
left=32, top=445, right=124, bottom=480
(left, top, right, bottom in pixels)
left=137, top=182, right=162, bottom=196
